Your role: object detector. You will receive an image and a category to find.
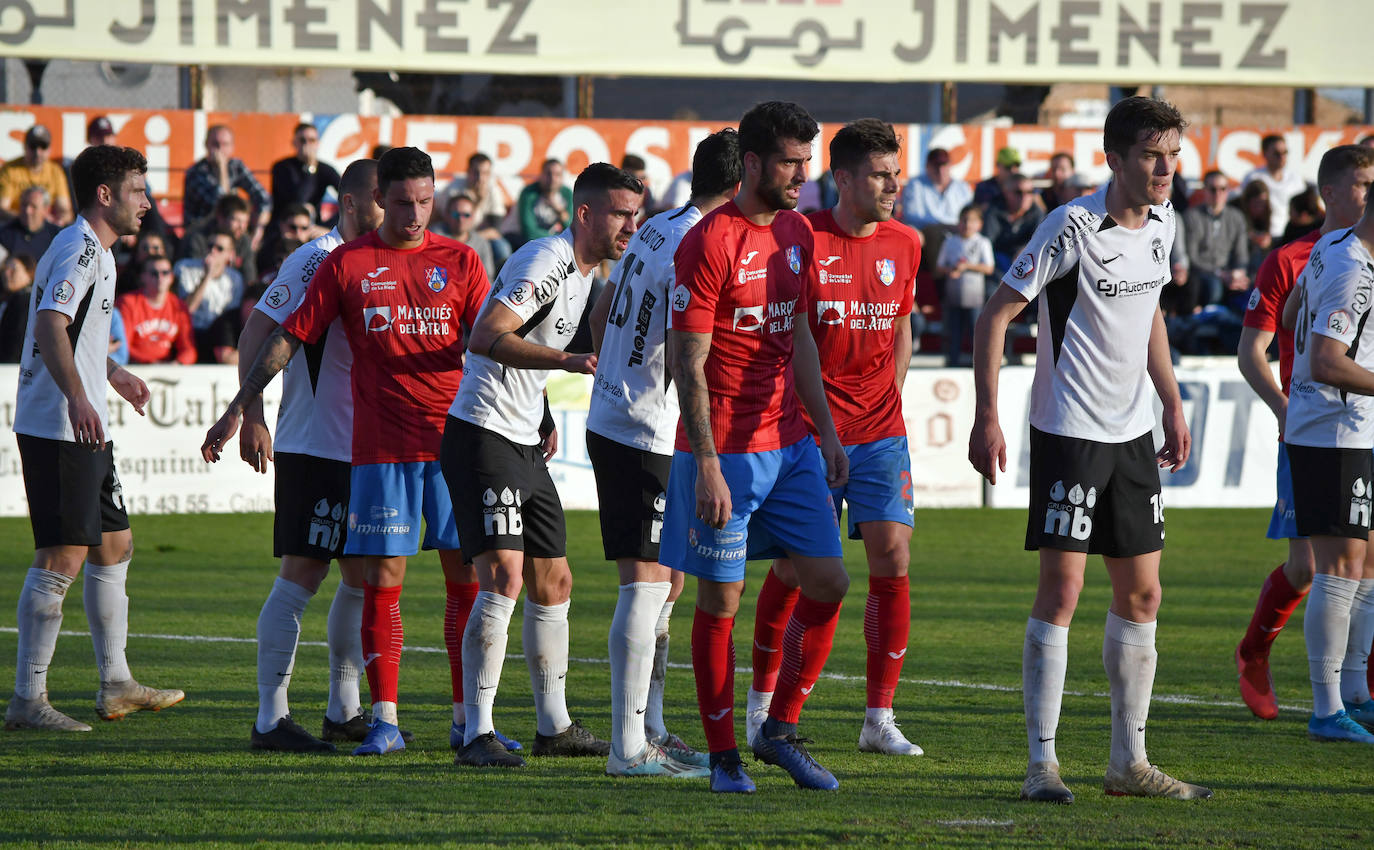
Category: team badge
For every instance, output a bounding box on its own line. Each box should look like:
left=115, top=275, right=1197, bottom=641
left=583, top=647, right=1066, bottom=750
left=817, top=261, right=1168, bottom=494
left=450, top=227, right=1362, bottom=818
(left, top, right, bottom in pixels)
left=1151, top=237, right=1166, bottom=265
left=425, top=266, right=448, bottom=292
left=876, top=258, right=896, bottom=286
left=52, top=280, right=73, bottom=304
left=785, top=245, right=801, bottom=275
left=818, top=269, right=828, bottom=285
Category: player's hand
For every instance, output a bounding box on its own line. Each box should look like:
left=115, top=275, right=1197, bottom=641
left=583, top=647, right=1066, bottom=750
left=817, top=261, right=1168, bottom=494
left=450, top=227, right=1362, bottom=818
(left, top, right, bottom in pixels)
left=202, top=406, right=243, bottom=464
left=1157, top=403, right=1191, bottom=472
left=109, top=367, right=149, bottom=416
left=695, top=458, right=732, bottom=529
left=67, top=394, right=105, bottom=451
left=540, top=425, right=559, bottom=462
left=819, top=433, right=848, bottom=489
left=562, top=353, right=597, bottom=374
left=239, top=417, right=274, bottom=474
left=968, top=414, right=1007, bottom=484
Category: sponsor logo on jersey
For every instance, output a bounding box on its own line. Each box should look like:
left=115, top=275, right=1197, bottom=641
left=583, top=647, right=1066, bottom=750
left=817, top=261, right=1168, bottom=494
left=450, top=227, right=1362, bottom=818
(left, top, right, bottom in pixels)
left=786, top=245, right=802, bottom=274
left=740, top=250, right=760, bottom=265
left=818, top=255, right=842, bottom=267
left=1043, top=479, right=1094, bottom=541
left=818, top=269, right=827, bottom=285
left=52, top=279, right=73, bottom=304
left=1352, top=477, right=1371, bottom=527
left=876, top=258, right=896, bottom=286
left=1151, top=236, right=1166, bottom=265
left=264, top=284, right=291, bottom=310
left=672, top=284, right=690, bottom=312
left=363, top=306, right=393, bottom=332
left=1246, top=288, right=1262, bottom=311
left=816, top=300, right=846, bottom=325
left=1095, top=276, right=1167, bottom=298
left=733, top=305, right=765, bottom=332
left=348, top=505, right=411, bottom=536
left=1011, top=253, right=1035, bottom=280
left=78, top=235, right=97, bottom=268
left=483, top=486, right=524, bottom=537
left=1329, top=310, right=1352, bottom=334
left=425, top=266, right=448, bottom=293
left=361, top=267, right=396, bottom=292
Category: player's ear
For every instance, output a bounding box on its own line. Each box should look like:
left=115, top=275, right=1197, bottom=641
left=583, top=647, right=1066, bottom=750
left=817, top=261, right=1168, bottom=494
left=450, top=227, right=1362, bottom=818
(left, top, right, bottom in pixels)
left=743, top=151, right=761, bottom=180
left=1104, top=150, right=1122, bottom=174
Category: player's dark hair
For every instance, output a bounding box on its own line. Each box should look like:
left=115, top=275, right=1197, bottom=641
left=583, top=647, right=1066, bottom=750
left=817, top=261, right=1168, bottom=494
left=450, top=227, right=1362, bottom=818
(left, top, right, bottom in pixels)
left=377, top=146, right=434, bottom=193
left=738, top=101, right=819, bottom=162
left=829, top=118, right=901, bottom=175
left=1317, top=144, right=1374, bottom=190
left=620, top=153, right=647, bottom=172
left=690, top=129, right=741, bottom=199
left=1260, top=134, right=1284, bottom=154
left=338, top=158, right=378, bottom=199
left=1103, top=96, right=1186, bottom=159
left=214, top=193, right=251, bottom=218
left=71, top=144, right=147, bottom=211
left=571, top=162, right=643, bottom=211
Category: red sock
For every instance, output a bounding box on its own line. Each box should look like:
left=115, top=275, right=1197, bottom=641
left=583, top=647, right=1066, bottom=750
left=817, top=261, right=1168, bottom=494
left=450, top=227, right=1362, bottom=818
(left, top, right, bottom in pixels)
left=751, top=568, right=799, bottom=693
left=770, top=595, right=842, bottom=724
left=361, top=583, right=403, bottom=705
left=1239, top=565, right=1308, bottom=658
left=692, top=607, right=737, bottom=754
left=865, top=575, right=910, bottom=709
left=443, top=581, right=479, bottom=704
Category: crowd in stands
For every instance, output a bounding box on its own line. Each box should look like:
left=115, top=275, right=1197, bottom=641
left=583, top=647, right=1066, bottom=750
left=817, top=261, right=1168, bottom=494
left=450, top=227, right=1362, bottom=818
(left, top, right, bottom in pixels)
left=1, top=117, right=1370, bottom=367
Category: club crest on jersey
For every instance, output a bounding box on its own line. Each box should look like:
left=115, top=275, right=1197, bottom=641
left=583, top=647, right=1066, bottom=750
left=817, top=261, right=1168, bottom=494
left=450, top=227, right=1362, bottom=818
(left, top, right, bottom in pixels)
left=425, top=266, right=448, bottom=293
left=1011, top=253, right=1035, bottom=280
left=1151, top=237, right=1166, bottom=265
left=53, top=279, right=73, bottom=304
left=786, top=245, right=802, bottom=275
left=876, top=258, right=896, bottom=286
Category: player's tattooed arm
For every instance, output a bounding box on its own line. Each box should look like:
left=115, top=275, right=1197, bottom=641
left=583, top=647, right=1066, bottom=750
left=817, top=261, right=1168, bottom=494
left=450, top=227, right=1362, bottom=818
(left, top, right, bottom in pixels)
left=668, top=329, right=717, bottom=459
left=201, top=325, right=301, bottom=463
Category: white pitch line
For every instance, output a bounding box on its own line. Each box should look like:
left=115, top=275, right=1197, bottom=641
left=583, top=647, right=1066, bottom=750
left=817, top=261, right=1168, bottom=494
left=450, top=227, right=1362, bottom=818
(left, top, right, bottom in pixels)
left=0, top=626, right=1307, bottom=713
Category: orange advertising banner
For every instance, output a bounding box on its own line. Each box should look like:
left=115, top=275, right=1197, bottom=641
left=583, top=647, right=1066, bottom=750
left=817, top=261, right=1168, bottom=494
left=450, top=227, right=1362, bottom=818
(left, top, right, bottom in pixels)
left=4, top=104, right=1370, bottom=222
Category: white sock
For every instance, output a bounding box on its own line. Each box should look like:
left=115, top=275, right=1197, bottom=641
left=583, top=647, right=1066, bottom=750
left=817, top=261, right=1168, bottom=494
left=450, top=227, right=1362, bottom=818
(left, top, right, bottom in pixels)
left=254, top=577, right=313, bottom=733
left=1103, top=611, right=1157, bottom=770
left=1023, top=617, right=1068, bottom=766
left=372, top=700, right=397, bottom=725
left=325, top=581, right=364, bottom=723
left=1306, top=573, right=1360, bottom=717
left=524, top=598, right=573, bottom=737
left=1341, top=579, right=1374, bottom=705
left=645, top=597, right=674, bottom=741
left=746, top=687, right=773, bottom=714
left=15, top=568, right=72, bottom=700
left=462, top=591, right=515, bottom=745
left=865, top=706, right=895, bottom=724
left=609, top=582, right=671, bottom=760
left=84, top=560, right=132, bottom=685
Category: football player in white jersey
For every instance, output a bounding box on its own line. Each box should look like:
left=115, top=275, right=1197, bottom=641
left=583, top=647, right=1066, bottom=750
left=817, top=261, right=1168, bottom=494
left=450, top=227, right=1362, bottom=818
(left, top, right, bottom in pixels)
left=585, top=130, right=740, bottom=777
left=7, top=145, right=184, bottom=732
left=441, top=163, right=643, bottom=767
left=233, top=160, right=389, bottom=751
left=1282, top=196, right=1374, bottom=745
left=969, top=97, right=1211, bottom=802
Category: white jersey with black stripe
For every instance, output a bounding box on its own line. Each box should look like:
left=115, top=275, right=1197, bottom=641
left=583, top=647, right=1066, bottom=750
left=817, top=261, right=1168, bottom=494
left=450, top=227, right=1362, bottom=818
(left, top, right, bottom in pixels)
left=253, top=228, right=352, bottom=463
left=1002, top=184, right=1174, bottom=443
left=586, top=204, right=701, bottom=455
left=1285, top=228, right=1374, bottom=449
left=14, top=216, right=118, bottom=443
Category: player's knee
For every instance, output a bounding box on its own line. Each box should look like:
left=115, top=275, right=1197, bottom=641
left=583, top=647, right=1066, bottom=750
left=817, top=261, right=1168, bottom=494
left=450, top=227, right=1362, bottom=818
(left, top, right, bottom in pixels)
left=1120, top=585, right=1162, bottom=621
left=771, top=559, right=800, bottom=586
left=870, top=544, right=909, bottom=577
left=808, top=567, right=849, bottom=603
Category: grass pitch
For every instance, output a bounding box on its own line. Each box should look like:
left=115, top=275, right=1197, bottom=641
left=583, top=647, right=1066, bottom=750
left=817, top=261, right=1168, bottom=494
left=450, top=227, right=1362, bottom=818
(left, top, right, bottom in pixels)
left=0, top=508, right=1371, bottom=848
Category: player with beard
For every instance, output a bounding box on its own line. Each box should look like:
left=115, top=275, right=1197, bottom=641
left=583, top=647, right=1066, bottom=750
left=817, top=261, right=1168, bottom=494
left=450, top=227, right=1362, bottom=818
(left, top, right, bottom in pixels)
left=745, top=119, right=924, bottom=757
left=8, top=144, right=184, bottom=732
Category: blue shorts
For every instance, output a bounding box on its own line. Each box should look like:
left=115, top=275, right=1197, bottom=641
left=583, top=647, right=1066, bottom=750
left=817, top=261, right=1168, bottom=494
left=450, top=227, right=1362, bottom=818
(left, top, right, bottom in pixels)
left=660, top=438, right=844, bottom=583
left=1267, top=446, right=1301, bottom=541
left=345, top=461, right=461, bottom=557
left=831, top=436, right=915, bottom=540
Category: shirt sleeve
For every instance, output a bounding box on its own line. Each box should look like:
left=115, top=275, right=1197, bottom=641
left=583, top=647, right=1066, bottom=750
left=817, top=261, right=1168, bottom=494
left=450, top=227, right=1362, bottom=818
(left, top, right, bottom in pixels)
left=670, top=221, right=728, bottom=333
left=282, top=251, right=345, bottom=345
left=897, top=228, right=919, bottom=317
left=491, top=241, right=564, bottom=322
left=1000, top=205, right=1083, bottom=301
left=459, top=248, right=491, bottom=333
left=1243, top=246, right=1290, bottom=331
left=255, top=243, right=329, bottom=324
left=1311, top=254, right=1374, bottom=347
left=34, top=230, right=98, bottom=320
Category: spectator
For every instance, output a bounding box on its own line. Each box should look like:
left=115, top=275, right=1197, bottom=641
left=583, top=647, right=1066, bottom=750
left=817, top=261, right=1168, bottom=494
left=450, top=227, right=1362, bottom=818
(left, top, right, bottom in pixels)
left=974, top=145, right=1021, bottom=208
left=935, top=204, right=994, bottom=367
left=0, top=253, right=35, bottom=362
left=117, top=230, right=170, bottom=294
left=901, top=147, right=973, bottom=229
left=108, top=306, right=129, bottom=366
left=0, top=186, right=61, bottom=263
left=660, top=168, right=693, bottom=212
left=256, top=202, right=316, bottom=276
left=1236, top=180, right=1274, bottom=277
left=1243, top=134, right=1308, bottom=239
left=0, top=125, right=73, bottom=224
left=370, top=144, right=392, bottom=159
left=182, top=124, right=271, bottom=245
left=181, top=194, right=258, bottom=289
left=116, top=256, right=197, bottom=365
left=270, top=122, right=340, bottom=225
left=1182, top=170, right=1249, bottom=312
left=174, top=228, right=243, bottom=363
left=442, top=191, right=494, bottom=282
left=514, top=158, right=572, bottom=244
left=1359, top=134, right=1374, bottom=149
left=620, top=153, right=655, bottom=223
left=86, top=116, right=116, bottom=148
left=442, top=151, right=512, bottom=268
left=984, top=174, right=1045, bottom=275
left=1280, top=186, right=1324, bottom=245
left=1040, top=152, right=1078, bottom=212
